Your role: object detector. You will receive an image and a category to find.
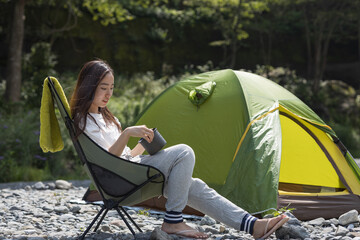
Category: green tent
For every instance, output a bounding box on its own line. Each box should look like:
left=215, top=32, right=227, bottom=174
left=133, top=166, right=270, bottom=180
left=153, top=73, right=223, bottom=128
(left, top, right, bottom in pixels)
left=129, top=69, right=360, bottom=220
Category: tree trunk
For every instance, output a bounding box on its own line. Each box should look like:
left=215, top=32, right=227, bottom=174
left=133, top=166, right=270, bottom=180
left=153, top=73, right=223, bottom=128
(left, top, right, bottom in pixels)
left=312, top=21, right=324, bottom=92
left=229, top=35, right=238, bottom=68
left=312, top=1, right=343, bottom=91
left=5, top=0, right=26, bottom=103
left=303, top=10, right=313, bottom=79
left=229, top=0, right=242, bottom=69
left=259, top=31, right=272, bottom=66
left=266, top=31, right=272, bottom=65
left=320, top=18, right=336, bottom=82
left=358, top=17, right=360, bottom=61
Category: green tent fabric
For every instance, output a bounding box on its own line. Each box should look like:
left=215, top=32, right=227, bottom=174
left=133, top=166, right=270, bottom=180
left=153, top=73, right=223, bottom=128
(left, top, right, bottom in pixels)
left=128, top=69, right=360, bottom=218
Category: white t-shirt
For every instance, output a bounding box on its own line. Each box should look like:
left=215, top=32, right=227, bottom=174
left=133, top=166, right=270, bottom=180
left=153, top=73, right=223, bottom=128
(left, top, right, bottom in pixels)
left=83, top=113, right=139, bottom=161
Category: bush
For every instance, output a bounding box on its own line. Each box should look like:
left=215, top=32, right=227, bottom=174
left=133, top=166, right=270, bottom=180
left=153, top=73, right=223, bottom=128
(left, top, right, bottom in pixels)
left=22, top=42, right=58, bottom=108
left=330, top=121, right=360, bottom=157
left=254, top=65, right=312, bottom=104
left=48, top=109, right=87, bottom=180
left=0, top=106, right=86, bottom=183
left=0, top=109, right=52, bottom=182
left=109, top=71, right=178, bottom=127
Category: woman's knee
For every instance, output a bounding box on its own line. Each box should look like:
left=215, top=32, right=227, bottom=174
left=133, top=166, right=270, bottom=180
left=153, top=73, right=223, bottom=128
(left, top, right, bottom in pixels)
left=164, top=144, right=196, bottom=168
left=177, top=143, right=195, bottom=164
left=179, top=143, right=195, bottom=155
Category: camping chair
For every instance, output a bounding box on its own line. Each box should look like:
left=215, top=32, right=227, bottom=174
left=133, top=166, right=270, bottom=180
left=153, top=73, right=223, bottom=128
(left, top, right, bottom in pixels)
left=46, top=77, right=165, bottom=239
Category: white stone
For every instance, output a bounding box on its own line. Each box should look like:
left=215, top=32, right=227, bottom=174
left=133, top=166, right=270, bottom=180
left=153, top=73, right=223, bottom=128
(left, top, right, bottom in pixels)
left=59, top=213, right=75, bottom=221
left=323, top=227, right=334, bottom=234
left=24, top=229, right=37, bottom=234
left=7, top=221, right=21, bottom=227
left=54, top=206, right=69, bottom=213
left=335, top=225, right=349, bottom=236
left=55, top=180, right=72, bottom=190
left=33, top=211, right=50, bottom=218
left=200, top=215, right=216, bottom=226
left=339, top=210, right=359, bottom=225
left=33, top=182, right=46, bottom=190
left=69, top=205, right=81, bottom=213
left=127, top=209, right=136, bottom=215
left=330, top=218, right=339, bottom=225
left=308, top=217, right=326, bottom=226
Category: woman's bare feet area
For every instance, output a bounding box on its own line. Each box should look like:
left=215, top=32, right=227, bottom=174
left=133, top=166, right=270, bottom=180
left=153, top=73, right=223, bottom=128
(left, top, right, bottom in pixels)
left=252, top=215, right=289, bottom=239
left=161, top=222, right=209, bottom=239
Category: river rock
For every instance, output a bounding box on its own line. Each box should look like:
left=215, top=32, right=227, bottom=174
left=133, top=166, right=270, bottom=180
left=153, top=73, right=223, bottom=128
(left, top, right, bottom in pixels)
left=47, top=182, right=56, bottom=190
left=150, top=227, right=172, bottom=240
left=33, top=182, right=46, bottom=190
left=70, top=205, right=81, bottom=213
left=339, top=210, right=359, bottom=225
left=200, top=215, right=216, bottom=226
left=330, top=218, right=340, bottom=225
left=276, top=222, right=310, bottom=239
left=276, top=212, right=310, bottom=239
left=308, top=217, right=326, bottom=226
left=54, top=206, right=69, bottom=214
left=55, top=180, right=72, bottom=190
left=336, top=225, right=350, bottom=236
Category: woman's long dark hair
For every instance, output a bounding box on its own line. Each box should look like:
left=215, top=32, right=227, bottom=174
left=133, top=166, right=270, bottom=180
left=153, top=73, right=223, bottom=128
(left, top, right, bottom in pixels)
left=70, top=59, right=121, bottom=137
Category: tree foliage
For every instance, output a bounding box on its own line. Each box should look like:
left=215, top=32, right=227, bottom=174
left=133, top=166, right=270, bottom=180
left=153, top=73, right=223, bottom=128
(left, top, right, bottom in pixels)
left=184, top=0, right=268, bottom=67
left=292, top=0, right=355, bottom=91
left=1, top=0, right=360, bottom=181
left=83, top=0, right=134, bottom=25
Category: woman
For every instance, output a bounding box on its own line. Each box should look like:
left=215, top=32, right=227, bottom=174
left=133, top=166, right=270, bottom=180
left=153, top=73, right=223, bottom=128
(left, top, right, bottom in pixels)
left=70, top=59, right=289, bottom=239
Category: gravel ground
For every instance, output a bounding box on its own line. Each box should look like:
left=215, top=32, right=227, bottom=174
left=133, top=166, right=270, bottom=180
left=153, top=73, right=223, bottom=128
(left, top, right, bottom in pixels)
left=0, top=180, right=91, bottom=190
left=0, top=158, right=359, bottom=239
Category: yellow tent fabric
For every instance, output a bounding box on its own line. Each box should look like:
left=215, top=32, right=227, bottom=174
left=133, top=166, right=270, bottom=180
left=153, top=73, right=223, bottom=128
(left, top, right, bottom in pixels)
left=313, top=124, right=360, bottom=195
left=278, top=105, right=360, bottom=195
left=279, top=113, right=344, bottom=188
left=39, top=77, right=71, bottom=153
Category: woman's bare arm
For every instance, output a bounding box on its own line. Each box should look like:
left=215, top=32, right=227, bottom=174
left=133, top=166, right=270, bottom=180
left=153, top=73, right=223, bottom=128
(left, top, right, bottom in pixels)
left=131, top=143, right=146, bottom=157
left=108, top=128, right=131, bottom=156
left=108, top=125, right=153, bottom=157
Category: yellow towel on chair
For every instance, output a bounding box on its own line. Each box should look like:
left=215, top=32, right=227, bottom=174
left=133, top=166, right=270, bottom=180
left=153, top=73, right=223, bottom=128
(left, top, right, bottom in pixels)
left=39, top=76, right=71, bottom=153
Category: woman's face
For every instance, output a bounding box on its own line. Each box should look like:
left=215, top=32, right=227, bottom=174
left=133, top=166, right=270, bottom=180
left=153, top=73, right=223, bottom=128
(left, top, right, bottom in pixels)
left=88, top=72, right=114, bottom=113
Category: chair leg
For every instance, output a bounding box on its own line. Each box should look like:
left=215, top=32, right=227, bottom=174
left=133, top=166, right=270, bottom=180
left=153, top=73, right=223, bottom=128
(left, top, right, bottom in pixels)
left=79, top=206, right=106, bottom=240
left=120, top=206, right=142, bottom=232
left=115, top=207, right=137, bottom=236
left=93, top=208, right=109, bottom=232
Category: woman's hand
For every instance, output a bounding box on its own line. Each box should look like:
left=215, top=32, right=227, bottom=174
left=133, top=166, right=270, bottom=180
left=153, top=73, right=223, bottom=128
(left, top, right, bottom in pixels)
left=109, top=125, right=153, bottom=157
left=123, top=125, right=154, bottom=143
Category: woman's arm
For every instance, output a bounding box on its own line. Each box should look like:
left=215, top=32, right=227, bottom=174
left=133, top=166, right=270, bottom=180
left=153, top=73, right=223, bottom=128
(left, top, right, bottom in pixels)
left=108, top=125, right=154, bottom=157
left=130, top=143, right=145, bottom=157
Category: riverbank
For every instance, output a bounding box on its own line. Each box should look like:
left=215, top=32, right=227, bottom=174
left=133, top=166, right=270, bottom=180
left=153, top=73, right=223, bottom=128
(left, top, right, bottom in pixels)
left=1, top=180, right=360, bottom=239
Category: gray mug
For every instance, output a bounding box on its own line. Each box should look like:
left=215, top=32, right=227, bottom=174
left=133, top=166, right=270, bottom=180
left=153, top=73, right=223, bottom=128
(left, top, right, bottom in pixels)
left=138, top=128, right=167, bottom=155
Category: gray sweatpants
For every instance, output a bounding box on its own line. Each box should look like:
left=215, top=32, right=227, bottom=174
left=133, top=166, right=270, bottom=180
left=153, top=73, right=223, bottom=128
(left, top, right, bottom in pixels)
left=135, top=144, right=251, bottom=231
